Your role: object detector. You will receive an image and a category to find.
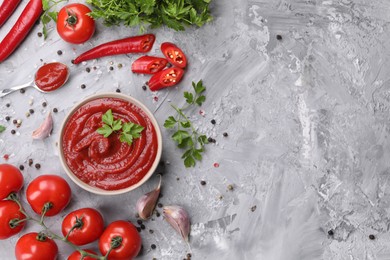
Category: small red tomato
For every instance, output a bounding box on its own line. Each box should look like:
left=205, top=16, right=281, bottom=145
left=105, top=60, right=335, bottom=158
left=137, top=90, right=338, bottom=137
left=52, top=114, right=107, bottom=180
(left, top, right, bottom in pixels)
left=26, top=175, right=71, bottom=217
left=62, top=208, right=104, bottom=246
left=0, top=163, right=24, bottom=200
left=67, top=249, right=97, bottom=260
left=0, top=200, right=26, bottom=239
left=99, top=220, right=141, bottom=260
left=131, top=56, right=168, bottom=74
left=161, top=42, right=187, bottom=68
left=15, top=232, right=58, bottom=260
left=57, top=3, right=95, bottom=44
left=148, top=67, right=184, bottom=91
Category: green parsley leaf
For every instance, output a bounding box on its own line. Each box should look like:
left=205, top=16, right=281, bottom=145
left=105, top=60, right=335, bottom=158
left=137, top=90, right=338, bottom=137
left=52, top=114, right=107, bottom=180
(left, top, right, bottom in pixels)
left=164, top=80, right=209, bottom=168
left=88, top=0, right=213, bottom=31
left=0, top=125, right=6, bottom=133
left=97, top=110, right=144, bottom=146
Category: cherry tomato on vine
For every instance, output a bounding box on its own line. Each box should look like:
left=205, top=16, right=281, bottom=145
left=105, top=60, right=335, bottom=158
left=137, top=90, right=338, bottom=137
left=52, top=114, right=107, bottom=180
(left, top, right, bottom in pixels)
left=68, top=249, right=97, bottom=260
left=161, top=42, right=187, bottom=68
left=26, top=175, right=71, bottom=217
left=148, top=67, right=184, bottom=91
left=0, top=163, right=23, bottom=200
left=57, top=3, right=95, bottom=44
left=62, top=208, right=104, bottom=246
left=0, top=200, right=26, bottom=239
left=15, top=232, right=58, bottom=260
left=99, top=220, right=141, bottom=260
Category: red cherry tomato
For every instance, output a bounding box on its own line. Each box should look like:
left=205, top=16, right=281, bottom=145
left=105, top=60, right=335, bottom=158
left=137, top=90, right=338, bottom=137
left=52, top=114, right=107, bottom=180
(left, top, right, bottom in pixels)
left=131, top=56, right=168, bottom=74
left=160, top=42, right=187, bottom=68
left=15, top=232, right=58, bottom=260
left=0, top=200, right=26, bottom=239
left=62, top=208, right=104, bottom=246
left=26, top=175, right=71, bottom=217
left=67, top=249, right=97, bottom=260
left=99, top=220, right=141, bottom=260
left=148, top=67, right=184, bottom=91
left=0, top=163, right=23, bottom=199
left=57, top=3, right=95, bottom=44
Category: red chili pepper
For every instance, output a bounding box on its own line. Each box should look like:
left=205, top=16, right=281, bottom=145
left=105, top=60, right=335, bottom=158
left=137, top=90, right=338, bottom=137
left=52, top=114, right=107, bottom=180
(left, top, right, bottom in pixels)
left=160, top=42, right=187, bottom=69
left=131, top=56, right=168, bottom=74
left=0, top=0, right=22, bottom=27
left=0, top=0, right=42, bottom=63
left=73, top=34, right=156, bottom=64
left=148, top=67, right=184, bottom=91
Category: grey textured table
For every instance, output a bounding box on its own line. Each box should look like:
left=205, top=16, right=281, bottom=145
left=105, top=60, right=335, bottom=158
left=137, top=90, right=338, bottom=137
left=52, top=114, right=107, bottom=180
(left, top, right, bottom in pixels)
left=1, top=0, right=389, bottom=259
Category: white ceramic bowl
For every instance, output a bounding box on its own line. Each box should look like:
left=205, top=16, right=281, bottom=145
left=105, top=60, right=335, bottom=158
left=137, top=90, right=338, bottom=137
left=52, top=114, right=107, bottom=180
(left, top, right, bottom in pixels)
left=58, top=93, right=162, bottom=195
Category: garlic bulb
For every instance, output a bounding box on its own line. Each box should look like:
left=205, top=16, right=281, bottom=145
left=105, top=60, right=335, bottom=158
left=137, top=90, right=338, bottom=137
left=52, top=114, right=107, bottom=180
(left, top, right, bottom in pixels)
left=163, top=205, right=190, bottom=242
left=136, top=175, right=161, bottom=220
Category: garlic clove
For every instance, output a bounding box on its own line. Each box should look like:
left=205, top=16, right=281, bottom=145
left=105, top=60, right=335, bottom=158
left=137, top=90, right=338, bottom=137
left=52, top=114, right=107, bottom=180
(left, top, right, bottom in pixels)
left=32, top=112, right=53, bottom=140
left=163, top=205, right=190, bottom=242
left=136, top=175, right=161, bottom=220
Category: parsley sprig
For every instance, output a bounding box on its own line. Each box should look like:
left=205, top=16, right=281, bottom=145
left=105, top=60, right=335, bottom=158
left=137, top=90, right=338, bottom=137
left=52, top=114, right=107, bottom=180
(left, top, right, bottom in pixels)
left=0, top=125, right=5, bottom=133
left=164, top=80, right=208, bottom=168
left=41, top=0, right=67, bottom=39
left=97, top=109, right=144, bottom=146
left=87, top=0, right=213, bottom=32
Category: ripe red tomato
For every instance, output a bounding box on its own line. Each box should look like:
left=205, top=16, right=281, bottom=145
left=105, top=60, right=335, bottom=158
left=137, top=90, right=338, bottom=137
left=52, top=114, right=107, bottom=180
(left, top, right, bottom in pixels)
left=62, top=208, right=104, bottom=246
left=99, top=220, right=141, bottom=260
left=161, top=42, right=187, bottom=68
left=0, top=200, right=26, bottom=239
left=15, top=232, right=58, bottom=260
left=0, top=164, right=23, bottom=200
left=26, top=175, right=71, bottom=217
left=67, top=249, right=97, bottom=260
left=57, top=3, right=95, bottom=44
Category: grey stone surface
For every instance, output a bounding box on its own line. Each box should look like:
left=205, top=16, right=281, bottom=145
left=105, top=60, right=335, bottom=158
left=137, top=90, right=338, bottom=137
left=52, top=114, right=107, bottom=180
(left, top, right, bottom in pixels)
left=1, top=0, right=390, bottom=259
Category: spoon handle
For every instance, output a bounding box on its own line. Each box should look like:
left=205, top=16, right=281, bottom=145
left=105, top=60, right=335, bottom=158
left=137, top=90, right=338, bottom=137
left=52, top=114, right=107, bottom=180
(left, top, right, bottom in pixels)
left=0, top=80, right=34, bottom=97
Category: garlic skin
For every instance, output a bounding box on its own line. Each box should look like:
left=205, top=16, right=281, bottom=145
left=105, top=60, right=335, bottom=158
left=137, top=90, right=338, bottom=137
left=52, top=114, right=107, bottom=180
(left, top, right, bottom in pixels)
left=136, top=175, right=161, bottom=220
left=163, top=205, right=190, bottom=242
left=32, top=112, right=53, bottom=140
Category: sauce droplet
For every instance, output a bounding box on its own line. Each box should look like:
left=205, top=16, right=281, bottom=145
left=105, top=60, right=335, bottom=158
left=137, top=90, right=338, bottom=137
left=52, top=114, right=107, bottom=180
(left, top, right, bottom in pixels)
left=35, top=62, right=69, bottom=92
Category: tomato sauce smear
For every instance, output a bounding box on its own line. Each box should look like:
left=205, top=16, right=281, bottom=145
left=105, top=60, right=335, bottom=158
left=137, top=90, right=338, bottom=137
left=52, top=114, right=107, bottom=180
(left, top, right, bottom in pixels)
left=62, top=97, right=158, bottom=190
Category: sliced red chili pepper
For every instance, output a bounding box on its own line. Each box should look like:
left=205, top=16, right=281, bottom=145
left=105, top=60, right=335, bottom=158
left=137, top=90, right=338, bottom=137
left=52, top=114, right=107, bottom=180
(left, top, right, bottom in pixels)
left=160, top=42, right=187, bottom=69
left=73, top=34, right=155, bottom=64
left=0, top=0, right=22, bottom=27
left=0, top=0, right=42, bottom=62
left=148, top=67, right=184, bottom=91
left=131, top=56, right=168, bottom=74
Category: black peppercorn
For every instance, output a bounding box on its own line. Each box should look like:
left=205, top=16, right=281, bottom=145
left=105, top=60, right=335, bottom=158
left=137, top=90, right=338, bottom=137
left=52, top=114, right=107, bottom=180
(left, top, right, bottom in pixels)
left=6, top=103, right=10, bottom=108
left=136, top=227, right=141, bottom=232
left=57, top=50, right=63, bottom=55
left=157, top=203, right=163, bottom=208
left=81, top=84, right=86, bottom=89
left=11, top=130, right=16, bottom=134
left=109, top=66, right=114, bottom=71
left=42, top=102, right=47, bottom=107
left=29, top=109, right=34, bottom=114
left=276, top=34, right=282, bottom=40
left=35, top=163, right=41, bottom=169
left=12, top=119, right=17, bottom=124
left=37, top=32, right=43, bottom=37
left=369, top=234, right=375, bottom=240
left=53, top=108, right=58, bottom=113
left=142, top=85, right=147, bottom=91
left=140, top=224, right=145, bottom=230
left=187, top=253, right=192, bottom=258
left=223, top=132, right=228, bottom=137
left=151, top=244, right=156, bottom=249
left=200, top=180, right=206, bottom=186
left=19, top=165, right=24, bottom=171
left=328, top=230, right=334, bottom=236
left=137, top=219, right=143, bottom=225
left=211, top=119, right=216, bottom=124
left=149, top=229, right=154, bottom=234
left=86, top=67, right=91, bottom=73
left=5, top=116, right=10, bottom=121
left=20, top=89, right=25, bottom=94
left=116, top=89, right=121, bottom=93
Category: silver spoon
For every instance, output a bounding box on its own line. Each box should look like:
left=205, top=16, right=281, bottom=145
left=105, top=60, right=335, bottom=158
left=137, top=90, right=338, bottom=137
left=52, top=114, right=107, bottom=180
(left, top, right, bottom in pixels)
left=0, top=62, right=69, bottom=98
